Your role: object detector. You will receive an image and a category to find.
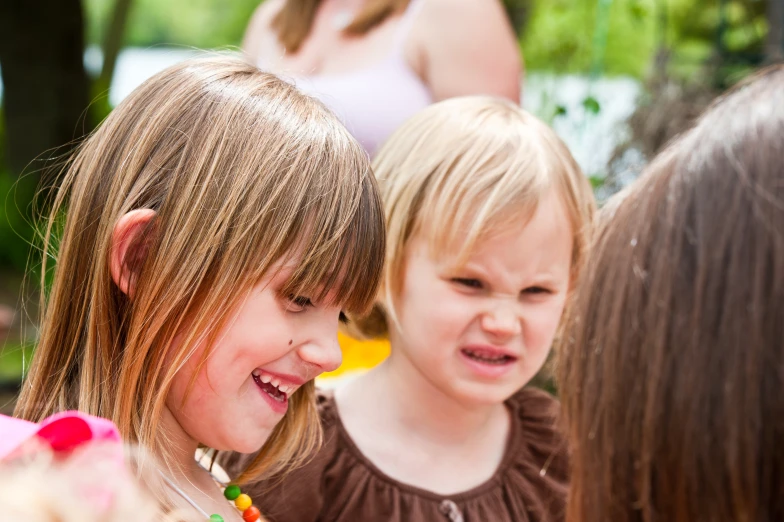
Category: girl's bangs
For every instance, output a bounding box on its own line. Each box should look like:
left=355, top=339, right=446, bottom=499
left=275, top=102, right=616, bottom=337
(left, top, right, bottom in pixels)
left=278, top=168, right=385, bottom=316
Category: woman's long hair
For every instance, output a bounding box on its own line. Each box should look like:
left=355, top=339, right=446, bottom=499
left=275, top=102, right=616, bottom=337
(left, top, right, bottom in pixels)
left=558, top=64, right=784, bottom=522
left=272, top=0, right=411, bottom=53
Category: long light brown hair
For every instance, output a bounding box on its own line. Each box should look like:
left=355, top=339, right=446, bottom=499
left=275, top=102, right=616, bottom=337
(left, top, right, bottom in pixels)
left=350, top=96, right=595, bottom=339
left=558, top=64, right=784, bottom=522
left=273, top=0, right=411, bottom=53
left=14, top=55, right=385, bottom=483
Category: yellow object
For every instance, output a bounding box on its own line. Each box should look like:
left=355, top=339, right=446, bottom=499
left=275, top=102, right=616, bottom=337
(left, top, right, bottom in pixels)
left=235, top=494, right=252, bottom=511
left=320, top=333, right=390, bottom=381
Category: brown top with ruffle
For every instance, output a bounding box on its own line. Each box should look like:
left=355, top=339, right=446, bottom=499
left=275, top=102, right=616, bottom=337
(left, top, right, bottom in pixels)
left=225, top=387, right=568, bottom=522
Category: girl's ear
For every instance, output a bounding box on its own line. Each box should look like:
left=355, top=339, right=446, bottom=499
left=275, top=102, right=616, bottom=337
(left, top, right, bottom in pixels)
left=110, top=209, right=157, bottom=298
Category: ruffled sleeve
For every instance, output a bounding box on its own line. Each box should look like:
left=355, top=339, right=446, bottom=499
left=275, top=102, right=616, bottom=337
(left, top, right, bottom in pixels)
left=496, top=387, right=569, bottom=522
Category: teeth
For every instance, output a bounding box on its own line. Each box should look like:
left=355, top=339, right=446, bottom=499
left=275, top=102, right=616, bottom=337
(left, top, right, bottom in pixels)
left=463, top=349, right=510, bottom=365
left=254, top=370, right=296, bottom=396
left=251, top=369, right=296, bottom=395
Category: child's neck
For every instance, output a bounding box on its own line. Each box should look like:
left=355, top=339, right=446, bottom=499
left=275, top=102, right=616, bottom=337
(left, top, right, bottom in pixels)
left=158, top=406, right=203, bottom=477
left=157, top=406, right=240, bottom=520
left=339, top=348, right=509, bottom=447
left=336, top=349, right=511, bottom=494
left=402, top=357, right=502, bottom=441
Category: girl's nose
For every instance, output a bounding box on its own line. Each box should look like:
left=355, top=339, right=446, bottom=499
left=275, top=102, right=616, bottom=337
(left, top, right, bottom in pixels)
left=480, top=303, right=522, bottom=341
left=297, top=337, right=343, bottom=374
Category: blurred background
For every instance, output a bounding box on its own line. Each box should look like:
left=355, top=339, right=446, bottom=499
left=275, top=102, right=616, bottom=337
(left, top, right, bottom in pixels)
left=1, top=0, right=782, bottom=410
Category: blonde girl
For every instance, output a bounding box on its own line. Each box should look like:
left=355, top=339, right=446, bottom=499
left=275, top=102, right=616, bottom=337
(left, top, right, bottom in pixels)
left=14, top=56, right=385, bottom=521
left=232, top=96, right=595, bottom=522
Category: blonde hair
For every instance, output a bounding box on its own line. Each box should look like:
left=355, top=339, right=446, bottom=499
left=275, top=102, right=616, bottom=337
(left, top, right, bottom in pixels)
left=352, top=96, right=595, bottom=339
left=15, top=56, right=385, bottom=484
left=272, top=0, right=411, bottom=53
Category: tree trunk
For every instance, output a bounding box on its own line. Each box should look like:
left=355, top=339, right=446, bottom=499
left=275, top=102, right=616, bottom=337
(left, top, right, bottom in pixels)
left=0, top=0, right=90, bottom=180
left=503, top=0, right=530, bottom=37
left=98, top=0, right=134, bottom=95
left=766, top=0, right=784, bottom=62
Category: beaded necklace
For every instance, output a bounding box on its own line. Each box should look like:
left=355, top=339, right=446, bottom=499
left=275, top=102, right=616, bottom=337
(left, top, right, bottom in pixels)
left=159, top=470, right=261, bottom=522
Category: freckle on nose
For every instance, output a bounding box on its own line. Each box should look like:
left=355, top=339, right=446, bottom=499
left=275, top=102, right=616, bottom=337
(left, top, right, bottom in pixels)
left=289, top=339, right=293, bottom=345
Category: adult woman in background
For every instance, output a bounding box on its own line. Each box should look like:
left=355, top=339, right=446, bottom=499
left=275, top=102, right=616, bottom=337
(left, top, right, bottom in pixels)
left=243, top=0, right=522, bottom=156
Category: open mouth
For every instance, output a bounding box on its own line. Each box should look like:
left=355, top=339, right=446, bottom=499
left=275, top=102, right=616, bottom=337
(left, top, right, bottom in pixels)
left=460, top=347, right=517, bottom=365
left=251, top=369, right=293, bottom=404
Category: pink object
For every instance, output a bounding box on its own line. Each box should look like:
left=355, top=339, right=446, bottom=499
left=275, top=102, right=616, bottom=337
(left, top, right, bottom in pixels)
left=263, top=0, right=433, bottom=156
left=0, top=410, right=122, bottom=460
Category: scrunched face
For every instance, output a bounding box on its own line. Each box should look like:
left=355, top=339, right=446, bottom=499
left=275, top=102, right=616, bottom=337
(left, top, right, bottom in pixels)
left=391, top=190, right=574, bottom=406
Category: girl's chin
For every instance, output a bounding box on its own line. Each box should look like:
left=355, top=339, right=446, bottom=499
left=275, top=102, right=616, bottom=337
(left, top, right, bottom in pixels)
left=450, top=380, right=525, bottom=406
left=220, top=435, right=270, bottom=455
left=205, top=426, right=276, bottom=455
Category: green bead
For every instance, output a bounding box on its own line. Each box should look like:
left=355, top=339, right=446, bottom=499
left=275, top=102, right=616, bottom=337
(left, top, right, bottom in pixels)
left=223, top=484, right=241, bottom=501
left=210, top=515, right=224, bottom=522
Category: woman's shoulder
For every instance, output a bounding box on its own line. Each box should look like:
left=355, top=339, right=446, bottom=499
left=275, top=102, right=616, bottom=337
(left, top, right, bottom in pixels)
left=412, top=0, right=521, bottom=101
left=416, top=0, right=509, bottom=27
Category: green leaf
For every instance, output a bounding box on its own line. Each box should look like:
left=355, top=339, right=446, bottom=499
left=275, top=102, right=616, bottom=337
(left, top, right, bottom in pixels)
left=628, top=0, right=648, bottom=22
left=589, top=175, right=606, bottom=189
left=582, top=96, right=601, bottom=114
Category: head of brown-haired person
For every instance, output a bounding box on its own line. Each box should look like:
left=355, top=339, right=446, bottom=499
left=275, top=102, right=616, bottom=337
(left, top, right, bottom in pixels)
left=558, top=64, right=784, bottom=522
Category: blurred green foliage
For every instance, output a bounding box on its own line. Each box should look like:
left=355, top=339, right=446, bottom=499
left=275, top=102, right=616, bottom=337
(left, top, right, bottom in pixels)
left=523, top=0, right=771, bottom=79
left=522, top=0, right=657, bottom=77
left=84, top=0, right=260, bottom=49
left=0, top=0, right=775, bottom=275
left=0, top=342, right=32, bottom=382
left=0, top=173, right=36, bottom=272
left=80, top=0, right=773, bottom=81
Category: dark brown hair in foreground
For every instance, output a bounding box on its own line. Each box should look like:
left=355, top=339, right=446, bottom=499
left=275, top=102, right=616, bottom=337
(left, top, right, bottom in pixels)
left=558, top=64, right=784, bottom=522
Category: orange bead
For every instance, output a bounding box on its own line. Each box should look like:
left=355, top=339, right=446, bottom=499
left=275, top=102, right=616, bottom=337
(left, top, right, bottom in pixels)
left=243, top=506, right=261, bottom=522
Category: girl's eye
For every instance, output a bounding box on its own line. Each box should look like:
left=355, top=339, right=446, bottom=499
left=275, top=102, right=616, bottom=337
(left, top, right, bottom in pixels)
left=523, top=286, right=552, bottom=295
left=287, top=295, right=313, bottom=311
left=451, top=278, right=483, bottom=289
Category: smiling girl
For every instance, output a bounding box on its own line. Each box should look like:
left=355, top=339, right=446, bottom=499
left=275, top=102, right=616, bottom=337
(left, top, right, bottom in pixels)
left=14, top=56, right=385, bottom=521
left=233, top=96, right=595, bottom=522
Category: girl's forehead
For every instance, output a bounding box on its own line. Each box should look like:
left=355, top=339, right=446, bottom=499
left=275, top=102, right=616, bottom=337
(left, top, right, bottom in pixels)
left=413, top=205, right=573, bottom=270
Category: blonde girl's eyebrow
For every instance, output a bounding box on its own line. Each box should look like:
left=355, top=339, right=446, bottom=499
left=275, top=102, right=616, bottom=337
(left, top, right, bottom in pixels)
left=442, top=260, right=489, bottom=277
left=451, top=263, right=566, bottom=293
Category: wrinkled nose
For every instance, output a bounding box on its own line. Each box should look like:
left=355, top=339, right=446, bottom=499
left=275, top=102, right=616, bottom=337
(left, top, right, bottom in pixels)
left=480, top=303, right=522, bottom=341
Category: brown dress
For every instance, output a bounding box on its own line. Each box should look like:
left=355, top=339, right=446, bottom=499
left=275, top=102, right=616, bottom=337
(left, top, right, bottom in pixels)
left=227, top=387, right=568, bottom=522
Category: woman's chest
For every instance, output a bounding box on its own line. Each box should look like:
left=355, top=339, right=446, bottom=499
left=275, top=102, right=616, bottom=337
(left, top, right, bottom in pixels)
left=269, top=12, right=406, bottom=76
